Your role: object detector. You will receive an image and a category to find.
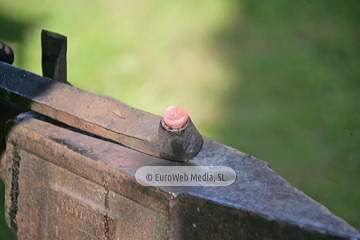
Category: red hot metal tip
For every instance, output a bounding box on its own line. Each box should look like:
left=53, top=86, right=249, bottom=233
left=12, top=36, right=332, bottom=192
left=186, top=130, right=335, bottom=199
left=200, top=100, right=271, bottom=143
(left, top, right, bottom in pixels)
left=162, top=106, right=189, bottom=129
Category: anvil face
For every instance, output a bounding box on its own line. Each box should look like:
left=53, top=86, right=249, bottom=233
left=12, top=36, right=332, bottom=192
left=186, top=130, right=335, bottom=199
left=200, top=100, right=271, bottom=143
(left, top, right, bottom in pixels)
left=0, top=112, right=359, bottom=239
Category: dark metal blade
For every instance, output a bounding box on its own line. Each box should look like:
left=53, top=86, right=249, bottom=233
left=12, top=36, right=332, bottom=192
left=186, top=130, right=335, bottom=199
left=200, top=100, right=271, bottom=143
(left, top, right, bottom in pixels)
left=41, top=29, right=68, bottom=84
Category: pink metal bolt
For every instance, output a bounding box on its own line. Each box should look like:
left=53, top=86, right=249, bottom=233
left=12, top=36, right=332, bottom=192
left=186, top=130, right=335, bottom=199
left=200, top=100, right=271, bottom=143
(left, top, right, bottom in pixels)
left=162, top=106, right=189, bottom=129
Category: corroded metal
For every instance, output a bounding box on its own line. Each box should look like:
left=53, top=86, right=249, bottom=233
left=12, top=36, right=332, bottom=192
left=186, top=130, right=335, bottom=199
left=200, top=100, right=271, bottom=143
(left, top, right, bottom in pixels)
left=1, top=112, right=359, bottom=239
left=0, top=62, right=203, bottom=161
left=1, top=30, right=359, bottom=239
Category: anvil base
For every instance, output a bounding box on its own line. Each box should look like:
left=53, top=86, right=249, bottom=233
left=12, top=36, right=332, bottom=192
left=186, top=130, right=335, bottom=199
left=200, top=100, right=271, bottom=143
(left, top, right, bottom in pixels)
left=1, top=112, right=359, bottom=239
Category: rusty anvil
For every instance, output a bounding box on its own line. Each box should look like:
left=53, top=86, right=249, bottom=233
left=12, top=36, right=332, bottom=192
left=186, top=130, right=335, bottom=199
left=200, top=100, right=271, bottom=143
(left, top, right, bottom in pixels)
left=0, top=31, right=360, bottom=239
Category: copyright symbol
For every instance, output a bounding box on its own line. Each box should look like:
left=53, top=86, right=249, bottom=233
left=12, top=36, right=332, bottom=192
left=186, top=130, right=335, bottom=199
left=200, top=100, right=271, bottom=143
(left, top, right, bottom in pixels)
left=146, top=174, right=152, bottom=181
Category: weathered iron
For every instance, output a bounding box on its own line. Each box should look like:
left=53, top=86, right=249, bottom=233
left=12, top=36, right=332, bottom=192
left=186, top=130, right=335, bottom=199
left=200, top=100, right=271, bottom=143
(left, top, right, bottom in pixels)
left=0, top=62, right=203, bottom=161
left=41, top=30, right=68, bottom=84
left=1, top=31, right=359, bottom=239
left=0, top=30, right=203, bottom=161
left=0, top=112, right=359, bottom=239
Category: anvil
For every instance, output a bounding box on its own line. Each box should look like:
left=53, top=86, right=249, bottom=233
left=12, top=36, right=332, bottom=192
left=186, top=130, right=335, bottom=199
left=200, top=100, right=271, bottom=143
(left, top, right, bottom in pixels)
left=0, top=31, right=359, bottom=239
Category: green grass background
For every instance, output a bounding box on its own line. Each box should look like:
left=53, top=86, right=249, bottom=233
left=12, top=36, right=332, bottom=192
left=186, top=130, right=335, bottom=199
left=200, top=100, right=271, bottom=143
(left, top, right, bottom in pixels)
left=0, top=0, right=359, bottom=238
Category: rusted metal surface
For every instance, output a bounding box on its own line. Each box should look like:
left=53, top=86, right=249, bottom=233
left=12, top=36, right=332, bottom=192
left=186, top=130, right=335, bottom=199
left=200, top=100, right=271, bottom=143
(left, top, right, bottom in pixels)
left=0, top=62, right=203, bottom=161
left=1, top=30, right=359, bottom=239
left=1, top=112, right=359, bottom=239
left=41, top=29, right=68, bottom=84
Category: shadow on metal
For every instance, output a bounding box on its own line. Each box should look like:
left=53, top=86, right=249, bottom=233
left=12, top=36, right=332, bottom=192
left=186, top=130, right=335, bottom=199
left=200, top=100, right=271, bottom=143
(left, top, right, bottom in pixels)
left=0, top=12, right=39, bottom=238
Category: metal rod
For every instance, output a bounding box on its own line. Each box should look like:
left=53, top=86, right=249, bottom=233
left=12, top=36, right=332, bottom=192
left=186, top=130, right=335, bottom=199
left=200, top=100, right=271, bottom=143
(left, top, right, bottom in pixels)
left=0, top=62, right=203, bottom=161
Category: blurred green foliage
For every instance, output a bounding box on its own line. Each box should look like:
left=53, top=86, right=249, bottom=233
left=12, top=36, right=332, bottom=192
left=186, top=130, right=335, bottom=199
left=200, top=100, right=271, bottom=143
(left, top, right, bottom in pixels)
left=0, top=0, right=359, bottom=238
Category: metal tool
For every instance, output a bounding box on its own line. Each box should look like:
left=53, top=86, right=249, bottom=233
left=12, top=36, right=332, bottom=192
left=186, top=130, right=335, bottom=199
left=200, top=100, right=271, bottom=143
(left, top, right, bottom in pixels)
left=0, top=30, right=203, bottom=161
left=1, top=31, right=360, bottom=240
left=41, top=30, right=69, bottom=84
